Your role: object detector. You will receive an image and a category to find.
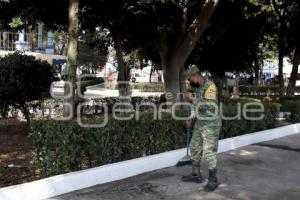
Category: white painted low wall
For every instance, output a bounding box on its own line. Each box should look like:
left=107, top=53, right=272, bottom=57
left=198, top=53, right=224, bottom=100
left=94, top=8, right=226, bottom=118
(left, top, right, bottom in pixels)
left=1, top=123, right=300, bottom=200
left=218, top=123, right=300, bottom=153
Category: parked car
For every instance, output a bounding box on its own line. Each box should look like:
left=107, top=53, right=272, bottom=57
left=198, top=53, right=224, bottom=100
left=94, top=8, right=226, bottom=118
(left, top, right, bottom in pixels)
left=239, top=77, right=248, bottom=85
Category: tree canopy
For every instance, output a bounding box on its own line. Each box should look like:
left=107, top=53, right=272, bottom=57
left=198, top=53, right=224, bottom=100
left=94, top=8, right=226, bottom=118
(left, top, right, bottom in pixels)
left=1, top=0, right=300, bottom=100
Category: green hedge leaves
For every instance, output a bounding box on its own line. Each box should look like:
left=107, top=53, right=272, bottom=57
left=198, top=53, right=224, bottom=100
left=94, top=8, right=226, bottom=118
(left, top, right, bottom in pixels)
left=30, top=100, right=280, bottom=176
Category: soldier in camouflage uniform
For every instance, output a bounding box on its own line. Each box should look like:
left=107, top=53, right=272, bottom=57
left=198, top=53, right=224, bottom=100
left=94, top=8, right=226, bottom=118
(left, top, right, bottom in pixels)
left=182, top=66, right=222, bottom=192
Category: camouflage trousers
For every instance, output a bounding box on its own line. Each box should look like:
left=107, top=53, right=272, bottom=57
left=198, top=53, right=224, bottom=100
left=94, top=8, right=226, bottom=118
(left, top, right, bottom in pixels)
left=190, top=120, right=221, bottom=170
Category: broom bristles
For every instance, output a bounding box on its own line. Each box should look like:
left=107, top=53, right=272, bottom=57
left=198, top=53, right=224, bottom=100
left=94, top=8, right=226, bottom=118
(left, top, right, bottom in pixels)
left=176, top=155, right=192, bottom=167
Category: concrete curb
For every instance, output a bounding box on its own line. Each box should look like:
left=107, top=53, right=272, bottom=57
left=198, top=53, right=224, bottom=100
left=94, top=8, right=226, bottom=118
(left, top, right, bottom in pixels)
left=1, top=123, right=300, bottom=200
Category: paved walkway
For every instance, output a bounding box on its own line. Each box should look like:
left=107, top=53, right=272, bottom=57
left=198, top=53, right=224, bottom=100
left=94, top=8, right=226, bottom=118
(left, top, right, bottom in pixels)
left=49, top=134, right=300, bottom=200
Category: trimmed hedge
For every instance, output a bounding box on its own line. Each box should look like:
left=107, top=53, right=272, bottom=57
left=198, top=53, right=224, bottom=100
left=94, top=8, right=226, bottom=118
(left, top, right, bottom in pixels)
left=84, top=96, right=162, bottom=114
left=221, top=100, right=280, bottom=138
left=280, top=99, right=300, bottom=123
left=235, top=85, right=300, bottom=96
left=31, top=112, right=186, bottom=176
left=106, top=82, right=165, bottom=92
left=0, top=52, right=55, bottom=123
left=131, top=84, right=300, bottom=94
left=30, top=99, right=280, bottom=176
left=131, top=83, right=165, bottom=92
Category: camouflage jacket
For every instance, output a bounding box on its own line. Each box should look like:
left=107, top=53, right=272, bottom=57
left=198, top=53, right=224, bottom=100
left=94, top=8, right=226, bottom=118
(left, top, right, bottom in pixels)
left=190, top=79, right=221, bottom=124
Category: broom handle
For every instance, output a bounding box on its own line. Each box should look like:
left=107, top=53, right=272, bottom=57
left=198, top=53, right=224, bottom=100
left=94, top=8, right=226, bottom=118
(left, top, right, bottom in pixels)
left=186, top=104, right=192, bottom=155
left=186, top=127, right=190, bottom=155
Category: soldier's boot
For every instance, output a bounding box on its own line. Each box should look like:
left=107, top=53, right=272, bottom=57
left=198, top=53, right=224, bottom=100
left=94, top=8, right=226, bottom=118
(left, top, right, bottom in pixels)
left=181, top=161, right=203, bottom=183
left=204, top=169, right=218, bottom=192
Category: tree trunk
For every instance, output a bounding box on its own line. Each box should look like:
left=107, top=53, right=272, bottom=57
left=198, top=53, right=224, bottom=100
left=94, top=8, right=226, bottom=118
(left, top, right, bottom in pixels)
left=254, top=58, right=260, bottom=85
left=159, top=0, right=219, bottom=103
left=177, top=0, right=220, bottom=61
left=260, top=64, right=264, bottom=86
left=112, top=31, right=131, bottom=99
left=16, top=104, right=31, bottom=125
left=278, top=23, right=285, bottom=97
left=254, top=67, right=259, bottom=85
left=149, top=69, right=153, bottom=83
left=221, top=73, right=230, bottom=101
left=278, top=50, right=285, bottom=96
left=23, top=107, right=31, bottom=125
left=232, top=72, right=240, bottom=99
left=139, top=57, right=144, bottom=70
left=161, top=53, right=183, bottom=102
left=287, top=48, right=300, bottom=96
left=63, top=0, right=79, bottom=118
left=163, top=65, right=181, bottom=102
left=179, top=67, right=186, bottom=95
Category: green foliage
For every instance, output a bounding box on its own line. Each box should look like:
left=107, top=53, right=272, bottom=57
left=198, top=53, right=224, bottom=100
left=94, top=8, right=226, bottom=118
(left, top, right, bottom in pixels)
left=78, top=31, right=109, bottom=71
left=0, top=105, right=9, bottom=118
left=31, top=98, right=279, bottom=176
left=131, top=83, right=165, bottom=92
left=106, top=82, right=165, bottom=92
left=8, top=17, right=23, bottom=30
left=0, top=52, right=54, bottom=104
left=221, top=99, right=280, bottom=138
left=226, top=96, right=262, bottom=103
left=31, top=112, right=186, bottom=176
left=232, top=85, right=300, bottom=96
left=189, top=0, right=275, bottom=74
left=87, top=96, right=162, bottom=114
left=0, top=52, right=55, bottom=122
left=280, top=99, right=300, bottom=123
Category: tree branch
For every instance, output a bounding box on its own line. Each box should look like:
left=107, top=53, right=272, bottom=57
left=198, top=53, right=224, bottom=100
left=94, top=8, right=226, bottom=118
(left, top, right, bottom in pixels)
left=181, top=7, right=188, bottom=35
left=159, top=39, right=169, bottom=71
left=271, top=0, right=282, bottom=18
left=172, top=7, right=188, bottom=58
left=177, top=0, right=219, bottom=61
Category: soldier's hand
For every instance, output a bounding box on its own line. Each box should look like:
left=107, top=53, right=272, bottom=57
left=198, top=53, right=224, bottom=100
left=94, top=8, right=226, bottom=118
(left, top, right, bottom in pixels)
left=185, top=92, right=194, bottom=102
left=186, top=120, right=192, bottom=128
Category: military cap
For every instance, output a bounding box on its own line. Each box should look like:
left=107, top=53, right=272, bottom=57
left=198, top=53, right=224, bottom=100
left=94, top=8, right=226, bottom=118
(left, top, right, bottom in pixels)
left=184, top=65, right=200, bottom=79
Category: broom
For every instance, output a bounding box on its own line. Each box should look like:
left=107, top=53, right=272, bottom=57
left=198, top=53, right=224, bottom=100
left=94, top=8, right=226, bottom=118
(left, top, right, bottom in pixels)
left=176, top=92, right=194, bottom=167
left=176, top=125, right=192, bottom=166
